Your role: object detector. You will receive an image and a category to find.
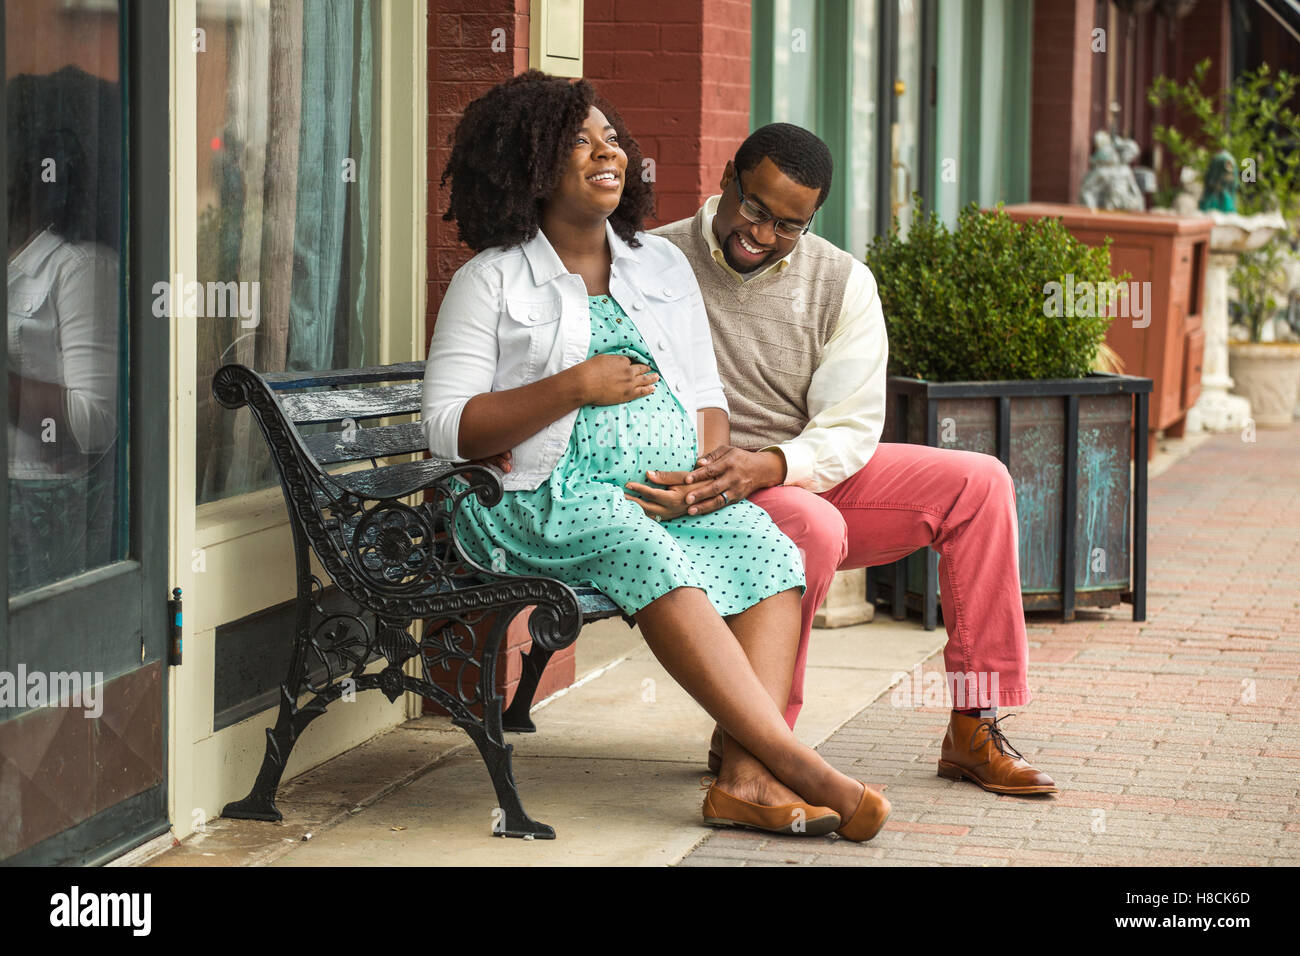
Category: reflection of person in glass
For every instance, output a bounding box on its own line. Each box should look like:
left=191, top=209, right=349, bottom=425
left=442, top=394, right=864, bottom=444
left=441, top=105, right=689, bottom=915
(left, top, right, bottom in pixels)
left=7, top=68, right=120, bottom=594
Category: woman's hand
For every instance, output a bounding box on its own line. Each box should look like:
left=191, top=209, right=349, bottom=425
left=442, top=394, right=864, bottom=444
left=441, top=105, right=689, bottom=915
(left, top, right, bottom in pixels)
left=576, top=354, right=658, bottom=406
left=624, top=475, right=690, bottom=522
left=469, top=450, right=512, bottom=473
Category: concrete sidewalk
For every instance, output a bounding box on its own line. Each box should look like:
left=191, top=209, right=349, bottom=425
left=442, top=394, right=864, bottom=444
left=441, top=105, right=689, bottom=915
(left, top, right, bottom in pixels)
left=682, top=424, right=1300, bottom=866
left=148, top=604, right=944, bottom=866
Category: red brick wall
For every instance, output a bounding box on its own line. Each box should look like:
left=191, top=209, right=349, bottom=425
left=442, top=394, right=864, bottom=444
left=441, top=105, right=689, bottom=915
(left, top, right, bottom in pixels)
left=1030, top=0, right=1098, bottom=204
left=584, top=0, right=752, bottom=227
left=1173, top=0, right=1230, bottom=91
left=427, top=0, right=530, bottom=335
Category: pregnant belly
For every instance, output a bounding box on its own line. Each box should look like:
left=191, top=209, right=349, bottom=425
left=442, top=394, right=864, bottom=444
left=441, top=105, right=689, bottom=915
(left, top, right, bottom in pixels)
left=570, top=386, right=699, bottom=488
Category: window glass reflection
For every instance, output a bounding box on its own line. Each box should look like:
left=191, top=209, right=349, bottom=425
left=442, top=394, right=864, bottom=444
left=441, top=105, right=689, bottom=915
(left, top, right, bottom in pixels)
left=6, top=1, right=124, bottom=595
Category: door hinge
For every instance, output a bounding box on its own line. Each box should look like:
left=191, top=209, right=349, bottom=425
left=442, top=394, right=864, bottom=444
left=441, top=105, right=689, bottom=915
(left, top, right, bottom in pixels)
left=167, top=587, right=183, bottom=666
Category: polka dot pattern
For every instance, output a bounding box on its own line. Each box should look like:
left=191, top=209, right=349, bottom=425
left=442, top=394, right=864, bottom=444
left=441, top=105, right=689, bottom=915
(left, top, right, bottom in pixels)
left=452, top=294, right=806, bottom=617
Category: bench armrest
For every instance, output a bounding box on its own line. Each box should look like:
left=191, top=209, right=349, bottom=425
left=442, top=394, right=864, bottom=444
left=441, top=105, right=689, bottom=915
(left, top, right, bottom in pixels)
left=329, top=457, right=495, bottom=503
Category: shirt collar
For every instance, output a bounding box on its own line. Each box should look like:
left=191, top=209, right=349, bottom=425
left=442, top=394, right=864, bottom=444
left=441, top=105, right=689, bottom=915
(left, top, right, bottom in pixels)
left=699, top=194, right=793, bottom=283
left=520, top=220, right=641, bottom=288
left=9, top=228, right=64, bottom=278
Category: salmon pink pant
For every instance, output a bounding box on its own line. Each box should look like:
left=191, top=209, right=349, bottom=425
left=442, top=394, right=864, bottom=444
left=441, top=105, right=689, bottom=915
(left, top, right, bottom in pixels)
left=748, top=442, right=1032, bottom=727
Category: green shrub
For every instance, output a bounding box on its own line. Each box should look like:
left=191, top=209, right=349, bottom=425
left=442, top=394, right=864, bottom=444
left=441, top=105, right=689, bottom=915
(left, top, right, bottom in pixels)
left=866, top=200, right=1119, bottom=382
left=1147, top=59, right=1300, bottom=225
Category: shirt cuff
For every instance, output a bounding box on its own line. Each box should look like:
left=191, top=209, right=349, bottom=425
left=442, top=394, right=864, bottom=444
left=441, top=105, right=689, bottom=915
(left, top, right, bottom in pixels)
left=762, top=440, right=814, bottom=488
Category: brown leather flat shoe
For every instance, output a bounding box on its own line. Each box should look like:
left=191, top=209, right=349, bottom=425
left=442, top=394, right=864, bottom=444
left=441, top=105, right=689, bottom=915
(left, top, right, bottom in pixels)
left=706, top=725, right=723, bottom=774
left=835, top=783, right=891, bottom=842
left=938, top=711, right=1058, bottom=795
left=701, top=783, right=841, bottom=836
left=706, top=747, right=722, bottom=775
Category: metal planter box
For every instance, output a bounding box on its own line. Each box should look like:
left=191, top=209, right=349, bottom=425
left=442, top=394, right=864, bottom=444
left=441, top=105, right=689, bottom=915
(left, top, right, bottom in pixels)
left=867, top=372, right=1152, bottom=628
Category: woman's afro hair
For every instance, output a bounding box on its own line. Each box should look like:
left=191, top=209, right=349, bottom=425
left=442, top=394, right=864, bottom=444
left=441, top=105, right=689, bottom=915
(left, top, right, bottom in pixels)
left=440, top=70, right=654, bottom=252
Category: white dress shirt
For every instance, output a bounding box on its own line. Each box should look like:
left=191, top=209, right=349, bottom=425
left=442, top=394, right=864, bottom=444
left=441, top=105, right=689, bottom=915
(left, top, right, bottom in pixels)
left=7, top=229, right=119, bottom=479
left=695, top=195, right=889, bottom=493
left=422, top=221, right=728, bottom=490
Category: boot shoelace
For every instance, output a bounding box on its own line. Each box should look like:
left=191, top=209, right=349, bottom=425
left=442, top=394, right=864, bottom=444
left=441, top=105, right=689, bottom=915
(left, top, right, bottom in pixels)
left=968, top=713, right=1025, bottom=763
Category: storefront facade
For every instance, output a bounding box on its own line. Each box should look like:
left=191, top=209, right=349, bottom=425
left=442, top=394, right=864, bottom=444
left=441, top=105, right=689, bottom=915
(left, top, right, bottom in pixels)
left=3, top=0, right=1278, bottom=863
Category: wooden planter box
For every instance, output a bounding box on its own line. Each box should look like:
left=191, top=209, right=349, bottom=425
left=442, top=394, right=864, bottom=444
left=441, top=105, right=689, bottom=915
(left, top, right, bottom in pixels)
left=1002, top=203, right=1211, bottom=460
left=867, top=373, right=1152, bottom=628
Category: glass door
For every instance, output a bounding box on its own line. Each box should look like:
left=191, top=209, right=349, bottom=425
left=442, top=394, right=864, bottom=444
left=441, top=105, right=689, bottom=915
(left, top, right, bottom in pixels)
left=871, top=0, right=931, bottom=239
left=1, top=0, right=170, bottom=864
left=889, top=0, right=922, bottom=235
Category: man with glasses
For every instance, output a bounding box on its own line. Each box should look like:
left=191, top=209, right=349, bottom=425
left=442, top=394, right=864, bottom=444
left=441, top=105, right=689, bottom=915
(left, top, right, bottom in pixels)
left=650, top=123, right=1057, bottom=799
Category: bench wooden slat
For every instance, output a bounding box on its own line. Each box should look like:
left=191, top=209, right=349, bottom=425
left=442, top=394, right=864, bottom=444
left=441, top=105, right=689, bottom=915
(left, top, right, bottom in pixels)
left=263, top=361, right=425, bottom=390
left=574, top=587, right=621, bottom=620
left=278, top=383, right=423, bottom=426
left=326, top=456, right=461, bottom=500
left=304, top=421, right=429, bottom=465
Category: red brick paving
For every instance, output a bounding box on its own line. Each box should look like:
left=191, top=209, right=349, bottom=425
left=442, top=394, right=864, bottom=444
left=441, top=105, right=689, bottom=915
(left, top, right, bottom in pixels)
left=680, top=426, right=1300, bottom=866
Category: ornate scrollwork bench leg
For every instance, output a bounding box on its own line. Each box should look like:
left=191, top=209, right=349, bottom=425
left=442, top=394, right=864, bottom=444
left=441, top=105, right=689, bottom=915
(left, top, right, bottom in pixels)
left=501, top=644, right=555, bottom=734
left=221, top=586, right=553, bottom=836
left=502, top=597, right=630, bottom=734
left=418, top=602, right=554, bottom=838
left=222, top=539, right=402, bottom=823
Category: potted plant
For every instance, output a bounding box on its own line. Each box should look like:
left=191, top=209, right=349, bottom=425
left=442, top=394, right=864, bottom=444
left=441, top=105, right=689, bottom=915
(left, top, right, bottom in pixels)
left=1226, top=241, right=1300, bottom=426
left=864, top=201, right=1152, bottom=626
left=1148, top=59, right=1300, bottom=427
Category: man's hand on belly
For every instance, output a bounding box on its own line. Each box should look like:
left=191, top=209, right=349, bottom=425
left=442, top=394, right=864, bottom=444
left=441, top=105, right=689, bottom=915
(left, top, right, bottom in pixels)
left=623, top=477, right=691, bottom=521
left=641, top=447, right=787, bottom=516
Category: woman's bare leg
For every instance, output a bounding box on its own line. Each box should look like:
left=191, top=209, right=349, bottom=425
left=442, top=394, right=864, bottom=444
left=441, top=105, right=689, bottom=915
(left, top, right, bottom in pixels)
left=635, top=587, right=863, bottom=819
left=712, top=589, right=805, bottom=805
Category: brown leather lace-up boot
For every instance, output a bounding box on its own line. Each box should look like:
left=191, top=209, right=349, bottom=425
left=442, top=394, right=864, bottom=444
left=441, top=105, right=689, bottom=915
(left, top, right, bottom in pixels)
left=938, top=711, right=1058, bottom=795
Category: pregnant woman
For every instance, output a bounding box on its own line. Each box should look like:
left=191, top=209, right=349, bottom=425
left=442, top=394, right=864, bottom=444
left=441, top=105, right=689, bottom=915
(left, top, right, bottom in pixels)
left=423, top=71, right=888, bottom=840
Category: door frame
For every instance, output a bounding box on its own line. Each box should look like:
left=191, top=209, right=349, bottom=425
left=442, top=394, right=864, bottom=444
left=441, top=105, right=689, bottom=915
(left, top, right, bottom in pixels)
left=873, top=0, right=937, bottom=237
left=1, top=0, right=172, bottom=865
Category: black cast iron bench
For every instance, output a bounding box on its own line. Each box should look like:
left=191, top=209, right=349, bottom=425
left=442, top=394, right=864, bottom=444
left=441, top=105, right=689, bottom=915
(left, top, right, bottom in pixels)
left=212, top=361, right=629, bottom=839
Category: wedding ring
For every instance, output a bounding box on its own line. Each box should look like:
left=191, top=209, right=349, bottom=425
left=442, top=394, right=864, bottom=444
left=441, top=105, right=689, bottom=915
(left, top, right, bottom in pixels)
left=653, top=515, right=662, bottom=523
left=719, top=491, right=730, bottom=506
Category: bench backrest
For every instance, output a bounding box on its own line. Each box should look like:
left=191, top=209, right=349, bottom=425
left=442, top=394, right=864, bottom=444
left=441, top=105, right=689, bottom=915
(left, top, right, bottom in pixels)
left=212, top=360, right=620, bottom=633
left=261, top=361, right=428, bottom=466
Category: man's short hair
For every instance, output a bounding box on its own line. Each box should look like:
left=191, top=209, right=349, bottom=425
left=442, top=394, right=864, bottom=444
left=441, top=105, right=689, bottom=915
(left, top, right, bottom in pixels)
left=733, top=123, right=833, bottom=208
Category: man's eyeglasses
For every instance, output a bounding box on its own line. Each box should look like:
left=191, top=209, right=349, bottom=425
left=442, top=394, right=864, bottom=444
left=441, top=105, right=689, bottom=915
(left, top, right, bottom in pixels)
left=733, top=175, right=814, bottom=241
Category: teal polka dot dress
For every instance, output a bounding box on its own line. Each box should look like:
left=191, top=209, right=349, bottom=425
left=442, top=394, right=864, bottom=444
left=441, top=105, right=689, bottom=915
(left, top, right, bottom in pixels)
left=451, top=294, right=805, bottom=617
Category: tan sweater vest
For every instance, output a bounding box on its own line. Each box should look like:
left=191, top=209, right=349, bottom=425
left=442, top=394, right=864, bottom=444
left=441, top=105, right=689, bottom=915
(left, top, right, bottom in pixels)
left=654, top=206, right=852, bottom=449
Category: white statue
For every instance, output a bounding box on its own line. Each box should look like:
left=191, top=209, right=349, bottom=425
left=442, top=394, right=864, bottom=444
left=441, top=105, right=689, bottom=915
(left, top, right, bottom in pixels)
left=1080, top=130, right=1146, bottom=212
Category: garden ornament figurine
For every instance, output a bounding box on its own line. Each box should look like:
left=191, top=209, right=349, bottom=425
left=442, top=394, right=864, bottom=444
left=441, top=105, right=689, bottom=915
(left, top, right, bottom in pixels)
left=1170, top=165, right=1203, bottom=216
left=1199, top=150, right=1238, bottom=213
left=1080, top=130, right=1145, bottom=211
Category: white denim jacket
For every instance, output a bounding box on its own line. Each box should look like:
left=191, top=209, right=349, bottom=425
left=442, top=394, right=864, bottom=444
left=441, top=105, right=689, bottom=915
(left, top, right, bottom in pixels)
left=422, top=221, right=728, bottom=490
